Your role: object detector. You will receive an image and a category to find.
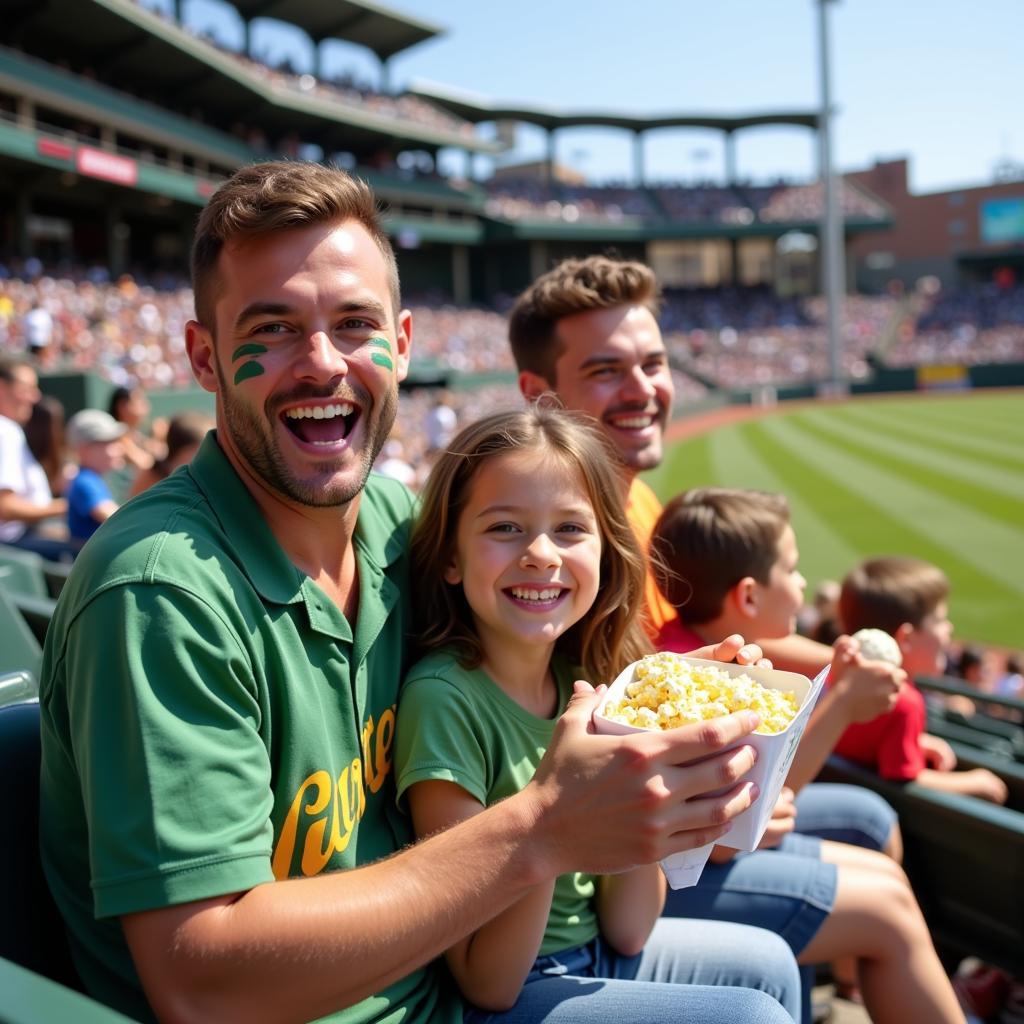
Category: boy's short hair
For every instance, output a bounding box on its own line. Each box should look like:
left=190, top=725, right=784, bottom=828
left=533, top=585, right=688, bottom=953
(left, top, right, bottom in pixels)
left=839, top=556, right=949, bottom=634
left=191, top=160, right=398, bottom=330
left=508, top=256, right=660, bottom=383
left=651, top=487, right=791, bottom=624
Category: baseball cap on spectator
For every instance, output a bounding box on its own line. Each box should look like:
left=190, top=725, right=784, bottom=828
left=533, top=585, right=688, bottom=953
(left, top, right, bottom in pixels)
left=67, top=409, right=128, bottom=447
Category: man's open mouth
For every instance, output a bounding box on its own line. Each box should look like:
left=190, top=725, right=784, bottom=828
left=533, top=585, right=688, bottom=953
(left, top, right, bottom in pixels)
left=282, top=402, right=359, bottom=446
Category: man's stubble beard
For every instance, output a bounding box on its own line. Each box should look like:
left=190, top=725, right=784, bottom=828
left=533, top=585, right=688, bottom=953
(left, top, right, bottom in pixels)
left=214, top=355, right=397, bottom=508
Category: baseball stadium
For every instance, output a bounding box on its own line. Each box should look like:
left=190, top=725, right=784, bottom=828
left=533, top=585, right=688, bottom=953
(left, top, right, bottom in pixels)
left=0, top=2, right=1022, bottom=1023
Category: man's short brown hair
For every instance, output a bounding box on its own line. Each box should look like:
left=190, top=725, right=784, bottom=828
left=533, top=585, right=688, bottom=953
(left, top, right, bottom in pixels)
left=0, top=355, right=32, bottom=384
left=190, top=161, right=399, bottom=329
left=839, top=556, right=949, bottom=635
left=508, top=256, right=660, bottom=383
left=651, top=487, right=791, bottom=624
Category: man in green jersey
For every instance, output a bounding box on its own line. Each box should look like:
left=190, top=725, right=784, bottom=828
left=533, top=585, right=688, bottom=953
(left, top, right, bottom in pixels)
left=39, top=162, right=794, bottom=1024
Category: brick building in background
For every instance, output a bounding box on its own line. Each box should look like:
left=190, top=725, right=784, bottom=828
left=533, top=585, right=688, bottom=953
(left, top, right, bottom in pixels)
left=848, top=158, right=1024, bottom=291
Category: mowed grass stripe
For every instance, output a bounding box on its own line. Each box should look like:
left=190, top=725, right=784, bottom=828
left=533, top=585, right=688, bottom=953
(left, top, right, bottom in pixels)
left=835, top=404, right=1024, bottom=471
left=889, top=395, right=1024, bottom=444
left=760, top=415, right=1024, bottom=594
left=648, top=429, right=716, bottom=497
left=743, top=421, right=1021, bottom=644
left=706, top=425, right=861, bottom=582
left=746, top=418, right=1024, bottom=644
left=793, top=409, right=1024, bottom=516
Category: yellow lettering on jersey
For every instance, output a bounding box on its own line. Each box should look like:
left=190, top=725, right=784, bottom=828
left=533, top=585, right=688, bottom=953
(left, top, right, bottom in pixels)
left=272, top=707, right=395, bottom=879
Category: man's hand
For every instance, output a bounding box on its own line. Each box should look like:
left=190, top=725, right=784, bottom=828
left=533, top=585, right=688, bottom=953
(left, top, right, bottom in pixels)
left=830, top=635, right=905, bottom=723
left=524, top=681, right=761, bottom=877
left=920, top=732, right=957, bottom=771
left=757, top=786, right=798, bottom=850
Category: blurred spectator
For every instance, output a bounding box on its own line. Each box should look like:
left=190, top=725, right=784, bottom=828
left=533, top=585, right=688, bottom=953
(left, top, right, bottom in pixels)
left=25, top=394, right=70, bottom=497
left=127, top=409, right=213, bottom=498
left=424, top=390, right=458, bottom=452
left=374, top=438, right=417, bottom=488
left=65, top=409, right=127, bottom=545
left=108, top=385, right=166, bottom=470
left=0, top=355, right=71, bottom=559
left=797, top=578, right=841, bottom=644
left=994, top=653, right=1023, bottom=700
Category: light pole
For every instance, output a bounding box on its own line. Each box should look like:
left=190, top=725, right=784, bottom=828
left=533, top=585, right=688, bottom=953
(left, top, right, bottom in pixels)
left=817, top=0, right=846, bottom=394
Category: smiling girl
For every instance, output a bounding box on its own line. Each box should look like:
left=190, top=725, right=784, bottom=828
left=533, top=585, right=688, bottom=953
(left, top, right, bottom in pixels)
left=394, top=405, right=802, bottom=1023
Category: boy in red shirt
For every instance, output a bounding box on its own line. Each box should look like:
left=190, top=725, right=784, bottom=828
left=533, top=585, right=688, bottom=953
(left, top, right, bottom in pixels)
left=835, top=557, right=1007, bottom=803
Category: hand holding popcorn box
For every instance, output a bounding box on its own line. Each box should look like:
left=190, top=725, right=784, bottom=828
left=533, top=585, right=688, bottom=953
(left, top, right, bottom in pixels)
left=594, top=653, right=829, bottom=888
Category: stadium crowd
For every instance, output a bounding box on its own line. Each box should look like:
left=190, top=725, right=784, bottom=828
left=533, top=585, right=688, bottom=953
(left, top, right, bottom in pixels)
left=4, top=262, right=1024, bottom=400
left=482, top=178, right=891, bottom=226
left=130, top=0, right=476, bottom=141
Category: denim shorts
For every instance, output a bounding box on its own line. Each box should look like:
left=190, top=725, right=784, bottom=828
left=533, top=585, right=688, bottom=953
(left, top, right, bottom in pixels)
left=793, top=782, right=898, bottom=852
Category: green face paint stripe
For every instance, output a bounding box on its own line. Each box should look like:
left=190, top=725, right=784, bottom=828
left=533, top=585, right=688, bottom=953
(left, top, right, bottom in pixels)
left=371, top=352, right=394, bottom=370
left=234, top=361, right=266, bottom=385
left=368, top=337, right=392, bottom=353
left=231, top=343, right=268, bottom=361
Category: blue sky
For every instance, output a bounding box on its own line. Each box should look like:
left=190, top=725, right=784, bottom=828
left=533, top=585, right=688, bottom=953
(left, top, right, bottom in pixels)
left=173, top=0, right=1022, bottom=196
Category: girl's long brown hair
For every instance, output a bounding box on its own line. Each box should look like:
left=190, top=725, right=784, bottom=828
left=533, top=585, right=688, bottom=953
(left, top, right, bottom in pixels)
left=411, top=404, right=653, bottom=685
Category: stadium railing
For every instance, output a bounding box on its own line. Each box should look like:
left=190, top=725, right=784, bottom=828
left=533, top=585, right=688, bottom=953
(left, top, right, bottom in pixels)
left=0, top=670, right=37, bottom=708
left=917, top=675, right=1024, bottom=724
left=820, top=754, right=1024, bottom=975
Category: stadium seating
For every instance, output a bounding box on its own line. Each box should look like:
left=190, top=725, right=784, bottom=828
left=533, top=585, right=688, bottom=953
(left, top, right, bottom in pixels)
left=0, top=545, right=51, bottom=599
left=0, top=700, right=82, bottom=992
left=0, top=543, right=71, bottom=600
left=820, top=755, right=1024, bottom=976
left=9, top=591, right=57, bottom=647
left=0, top=957, right=134, bottom=1024
left=0, top=587, right=42, bottom=680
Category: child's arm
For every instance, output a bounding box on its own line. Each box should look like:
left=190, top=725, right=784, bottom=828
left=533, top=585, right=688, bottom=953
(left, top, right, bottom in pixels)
left=919, top=732, right=957, bottom=770
left=756, top=633, right=833, bottom=675
left=406, top=779, right=556, bottom=1012
left=786, top=637, right=905, bottom=792
left=914, top=767, right=1009, bottom=804
left=595, top=864, right=666, bottom=957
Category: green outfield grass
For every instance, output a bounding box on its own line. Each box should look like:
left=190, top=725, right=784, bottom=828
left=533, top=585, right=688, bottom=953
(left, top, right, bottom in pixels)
left=643, top=391, right=1024, bottom=648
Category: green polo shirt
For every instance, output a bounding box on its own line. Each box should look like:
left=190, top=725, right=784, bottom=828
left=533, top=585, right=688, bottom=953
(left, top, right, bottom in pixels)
left=39, top=433, right=459, bottom=1024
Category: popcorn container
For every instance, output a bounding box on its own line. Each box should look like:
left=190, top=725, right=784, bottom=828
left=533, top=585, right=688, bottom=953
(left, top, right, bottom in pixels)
left=593, top=656, right=830, bottom=888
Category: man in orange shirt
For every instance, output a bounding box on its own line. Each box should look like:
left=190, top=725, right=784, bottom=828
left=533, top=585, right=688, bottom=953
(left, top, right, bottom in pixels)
left=509, top=256, right=676, bottom=635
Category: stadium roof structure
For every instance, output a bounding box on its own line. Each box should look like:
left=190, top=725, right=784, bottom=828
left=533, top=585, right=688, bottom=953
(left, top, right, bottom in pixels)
left=6, top=0, right=495, bottom=156
left=229, top=0, right=443, bottom=62
left=407, top=82, right=819, bottom=134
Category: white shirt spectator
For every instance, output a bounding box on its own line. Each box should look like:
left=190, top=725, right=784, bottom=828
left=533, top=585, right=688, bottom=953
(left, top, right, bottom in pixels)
left=0, top=413, right=53, bottom=542
left=424, top=399, right=457, bottom=450
left=22, top=306, right=54, bottom=350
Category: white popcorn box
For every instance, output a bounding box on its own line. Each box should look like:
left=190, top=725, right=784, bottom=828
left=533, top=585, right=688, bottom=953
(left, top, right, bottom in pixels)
left=593, top=656, right=830, bottom=888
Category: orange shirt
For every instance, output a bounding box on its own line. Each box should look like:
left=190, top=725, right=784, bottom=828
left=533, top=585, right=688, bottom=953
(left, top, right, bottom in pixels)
left=626, top=476, right=678, bottom=637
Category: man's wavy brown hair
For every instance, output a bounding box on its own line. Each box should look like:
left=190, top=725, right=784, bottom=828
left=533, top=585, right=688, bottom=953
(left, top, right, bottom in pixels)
left=508, top=256, right=661, bottom=383
left=190, top=160, right=399, bottom=329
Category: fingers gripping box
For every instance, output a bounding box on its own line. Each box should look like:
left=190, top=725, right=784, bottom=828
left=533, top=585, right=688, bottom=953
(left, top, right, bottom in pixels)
left=593, top=654, right=829, bottom=888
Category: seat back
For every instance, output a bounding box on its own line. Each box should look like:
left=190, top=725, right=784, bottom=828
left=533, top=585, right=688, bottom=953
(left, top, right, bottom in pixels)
left=0, top=586, right=42, bottom=679
left=8, top=591, right=57, bottom=647
left=0, top=700, right=82, bottom=991
left=0, top=545, right=50, bottom=599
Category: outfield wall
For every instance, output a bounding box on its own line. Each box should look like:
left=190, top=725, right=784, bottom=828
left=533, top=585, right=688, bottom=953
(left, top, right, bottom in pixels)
left=39, top=362, right=1024, bottom=423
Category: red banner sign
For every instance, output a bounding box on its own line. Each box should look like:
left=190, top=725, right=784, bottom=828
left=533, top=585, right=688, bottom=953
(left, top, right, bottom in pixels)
left=76, top=146, right=138, bottom=186
left=37, top=138, right=74, bottom=162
